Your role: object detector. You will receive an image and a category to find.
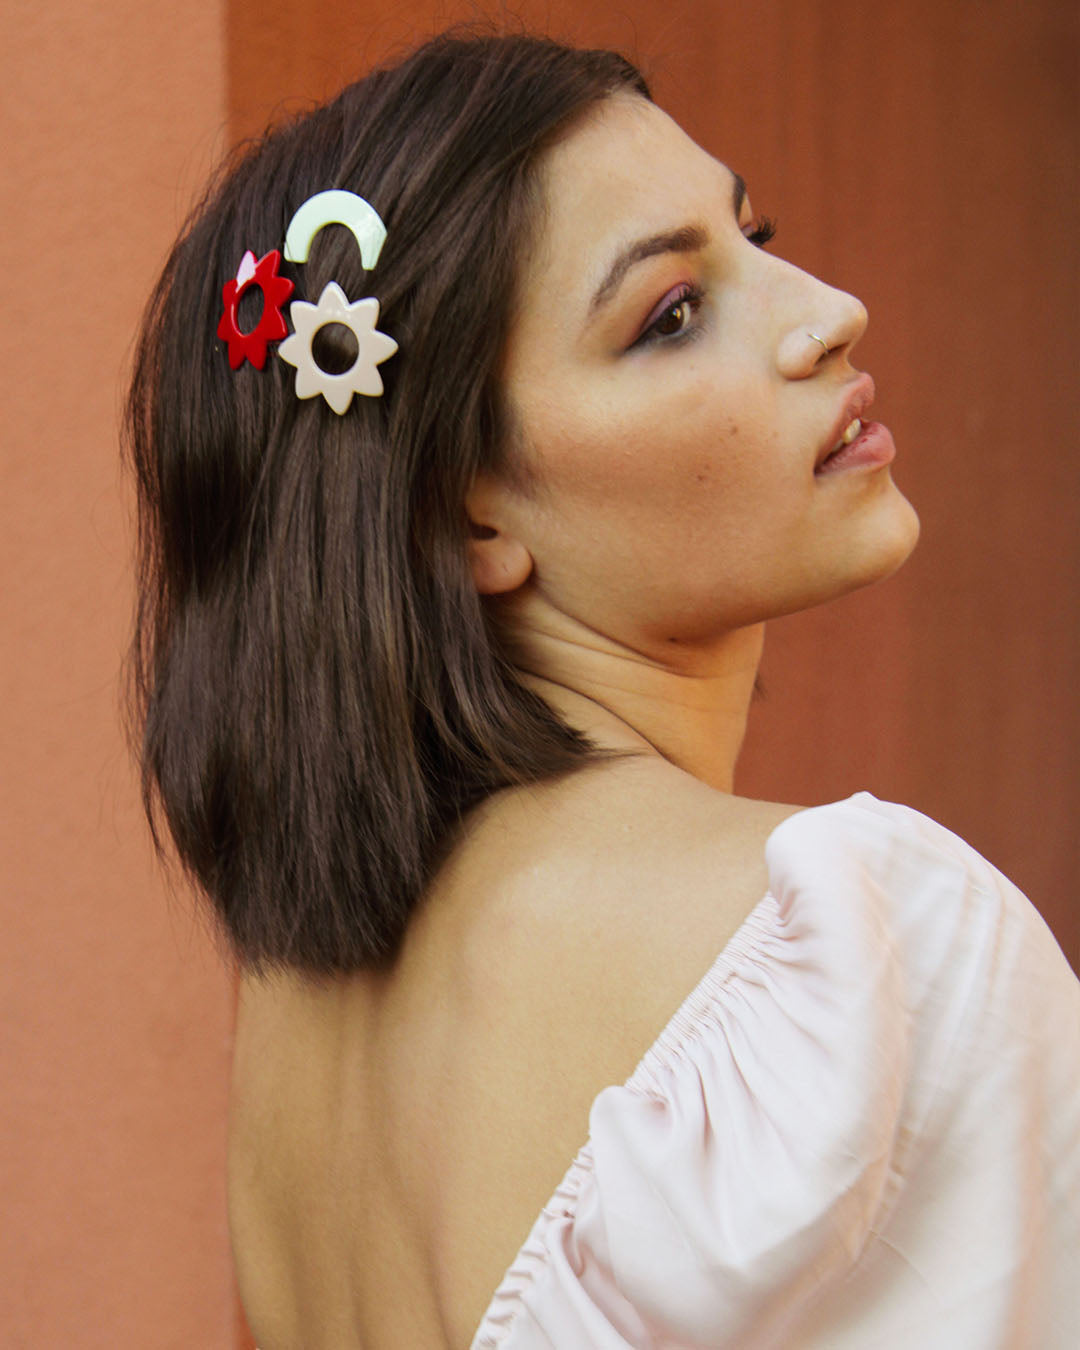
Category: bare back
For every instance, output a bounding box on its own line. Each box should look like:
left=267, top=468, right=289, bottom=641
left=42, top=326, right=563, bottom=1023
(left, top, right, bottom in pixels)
left=228, top=757, right=805, bottom=1349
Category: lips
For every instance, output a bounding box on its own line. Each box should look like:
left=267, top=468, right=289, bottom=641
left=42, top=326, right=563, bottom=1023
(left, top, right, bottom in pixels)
left=815, top=374, right=876, bottom=471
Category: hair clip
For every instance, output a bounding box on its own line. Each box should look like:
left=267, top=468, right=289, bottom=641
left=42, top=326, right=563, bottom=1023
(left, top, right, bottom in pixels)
left=216, top=191, right=398, bottom=411
left=277, top=282, right=398, bottom=413
left=282, top=189, right=388, bottom=271
left=217, top=249, right=294, bottom=369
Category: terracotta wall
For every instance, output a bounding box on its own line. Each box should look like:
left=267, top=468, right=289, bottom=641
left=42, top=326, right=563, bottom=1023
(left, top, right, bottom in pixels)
left=4, top=0, right=1075, bottom=1345
left=2, top=2, right=235, bottom=1345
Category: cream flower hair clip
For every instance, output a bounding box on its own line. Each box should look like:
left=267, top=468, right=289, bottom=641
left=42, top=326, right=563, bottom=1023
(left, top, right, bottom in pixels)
left=277, top=283, right=398, bottom=413
left=216, top=189, right=398, bottom=413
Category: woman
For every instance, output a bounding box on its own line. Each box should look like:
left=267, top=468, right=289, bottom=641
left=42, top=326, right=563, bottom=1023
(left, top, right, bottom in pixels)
left=122, top=28, right=1080, bottom=1350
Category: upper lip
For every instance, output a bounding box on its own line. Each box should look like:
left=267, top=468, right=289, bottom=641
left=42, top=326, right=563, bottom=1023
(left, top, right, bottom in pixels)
left=815, top=373, right=876, bottom=469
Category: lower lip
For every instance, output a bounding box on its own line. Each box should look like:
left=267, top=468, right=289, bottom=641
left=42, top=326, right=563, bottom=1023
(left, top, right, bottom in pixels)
left=814, top=420, right=896, bottom=477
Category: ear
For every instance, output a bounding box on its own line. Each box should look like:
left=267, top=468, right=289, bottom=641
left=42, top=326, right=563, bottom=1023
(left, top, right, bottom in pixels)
left=464, top=476, right=534, bottom=596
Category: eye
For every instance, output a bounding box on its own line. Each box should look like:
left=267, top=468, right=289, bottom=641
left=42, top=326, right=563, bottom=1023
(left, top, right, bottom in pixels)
left=628, top=216, right=777, bottom=352
left=633, top=283, right=705, bottom=349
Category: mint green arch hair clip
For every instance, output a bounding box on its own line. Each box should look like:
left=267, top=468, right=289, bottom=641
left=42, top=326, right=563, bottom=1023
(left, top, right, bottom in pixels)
left=282, top=189, right=389, bottom=270
left=276, top=190, right=397, bottom=413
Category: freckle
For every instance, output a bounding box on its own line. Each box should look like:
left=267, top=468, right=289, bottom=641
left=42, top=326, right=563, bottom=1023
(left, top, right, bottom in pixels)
left=728, top=421, right=739, bottom=436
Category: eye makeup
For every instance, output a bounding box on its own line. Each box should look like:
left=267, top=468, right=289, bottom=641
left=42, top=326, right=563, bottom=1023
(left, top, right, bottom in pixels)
left=626, top=215, right=778, bottom=351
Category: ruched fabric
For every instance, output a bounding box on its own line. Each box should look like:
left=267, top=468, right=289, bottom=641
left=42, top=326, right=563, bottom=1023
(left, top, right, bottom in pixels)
left=470, top=792, right=1080, bottom=1349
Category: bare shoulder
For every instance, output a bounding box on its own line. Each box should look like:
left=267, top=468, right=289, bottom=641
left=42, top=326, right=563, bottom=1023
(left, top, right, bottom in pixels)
left=450, top=755, right=807, bottom=1050
left=374, top=760, right=809, bottom=1345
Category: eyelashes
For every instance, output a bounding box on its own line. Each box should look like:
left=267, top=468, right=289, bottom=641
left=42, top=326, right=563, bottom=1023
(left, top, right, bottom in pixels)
left=745, top=214, right=777, bottom=248
left=632, top=215, right=779, bottom=350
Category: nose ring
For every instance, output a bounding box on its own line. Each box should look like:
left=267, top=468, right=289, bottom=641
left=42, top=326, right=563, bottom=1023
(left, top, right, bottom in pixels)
left=808, top=332, right=830, bottom=357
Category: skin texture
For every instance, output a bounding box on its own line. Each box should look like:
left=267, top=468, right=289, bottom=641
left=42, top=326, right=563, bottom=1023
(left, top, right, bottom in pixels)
left=466, top=94, right=921, bottom=791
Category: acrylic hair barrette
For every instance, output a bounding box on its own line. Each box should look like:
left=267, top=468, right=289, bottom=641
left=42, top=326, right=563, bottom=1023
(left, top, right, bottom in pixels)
left=216, top=189, right=398, bottom=412
left=216, top=249, right=293, bottom=370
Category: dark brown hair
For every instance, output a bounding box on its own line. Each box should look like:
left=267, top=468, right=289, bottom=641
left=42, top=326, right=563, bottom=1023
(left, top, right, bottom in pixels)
left=121, top=28, right=650, bottom=979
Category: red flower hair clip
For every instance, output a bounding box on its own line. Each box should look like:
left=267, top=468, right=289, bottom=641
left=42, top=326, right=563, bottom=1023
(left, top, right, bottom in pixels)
left=216, top=249, right=294, bottom=369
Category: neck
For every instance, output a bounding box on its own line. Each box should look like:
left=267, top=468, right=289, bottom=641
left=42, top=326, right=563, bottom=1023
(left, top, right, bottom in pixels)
left=496, top=596, right=765, bottom=794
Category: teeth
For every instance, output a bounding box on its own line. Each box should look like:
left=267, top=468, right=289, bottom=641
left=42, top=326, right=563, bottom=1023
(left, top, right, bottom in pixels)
left=830, top=417, right=862, bottom=453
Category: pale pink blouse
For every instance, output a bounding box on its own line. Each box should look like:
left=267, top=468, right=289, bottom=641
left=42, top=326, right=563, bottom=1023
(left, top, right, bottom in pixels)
left=469, top=792, right=1080, bottom=1348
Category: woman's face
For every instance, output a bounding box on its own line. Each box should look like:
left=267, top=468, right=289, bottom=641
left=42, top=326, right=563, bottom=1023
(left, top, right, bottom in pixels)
left=484, top=94, right=920, bottom=657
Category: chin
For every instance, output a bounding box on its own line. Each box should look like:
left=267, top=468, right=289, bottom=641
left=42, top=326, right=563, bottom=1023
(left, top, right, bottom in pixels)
left=873, top=488, right=920, bottom=568
left=774, top=491, right=922, bottom=621
left=839, top=490, right=922, bottom=594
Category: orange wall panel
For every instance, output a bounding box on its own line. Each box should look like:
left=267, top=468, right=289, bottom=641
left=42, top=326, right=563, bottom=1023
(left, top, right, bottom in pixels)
left=224, top=2, right=1079, bottom=1338
left=2, top=1, right=236, bottom=1344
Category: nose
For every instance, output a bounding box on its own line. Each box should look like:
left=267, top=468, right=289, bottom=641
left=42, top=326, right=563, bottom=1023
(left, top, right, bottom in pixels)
left=772, top=259, right=869, bottom=379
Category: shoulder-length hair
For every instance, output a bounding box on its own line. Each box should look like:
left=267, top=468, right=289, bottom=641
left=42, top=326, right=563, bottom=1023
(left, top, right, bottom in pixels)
left=121, top=29, right=650, bottom=979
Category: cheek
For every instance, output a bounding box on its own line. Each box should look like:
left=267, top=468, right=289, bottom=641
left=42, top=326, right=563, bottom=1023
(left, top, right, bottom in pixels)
left=512, top=360, right=807, bottom=610
left=524, top=373, right=756, bottom=514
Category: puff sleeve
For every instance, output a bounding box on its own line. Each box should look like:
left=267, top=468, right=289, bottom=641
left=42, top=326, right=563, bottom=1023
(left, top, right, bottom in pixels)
left=470, top=794, right=1080, bottom=1349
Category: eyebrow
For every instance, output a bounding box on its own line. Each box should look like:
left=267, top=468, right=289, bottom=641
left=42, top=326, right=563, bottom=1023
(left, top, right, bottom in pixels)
left=587, top=171, right=747, bottom=317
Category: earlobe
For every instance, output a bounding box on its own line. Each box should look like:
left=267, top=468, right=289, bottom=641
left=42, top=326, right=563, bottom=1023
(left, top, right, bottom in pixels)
left=466, top=527, right=533, bottom=595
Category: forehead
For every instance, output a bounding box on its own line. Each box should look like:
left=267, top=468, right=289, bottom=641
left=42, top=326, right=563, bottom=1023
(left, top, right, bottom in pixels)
left=524, top=96, right=732, bottom=291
